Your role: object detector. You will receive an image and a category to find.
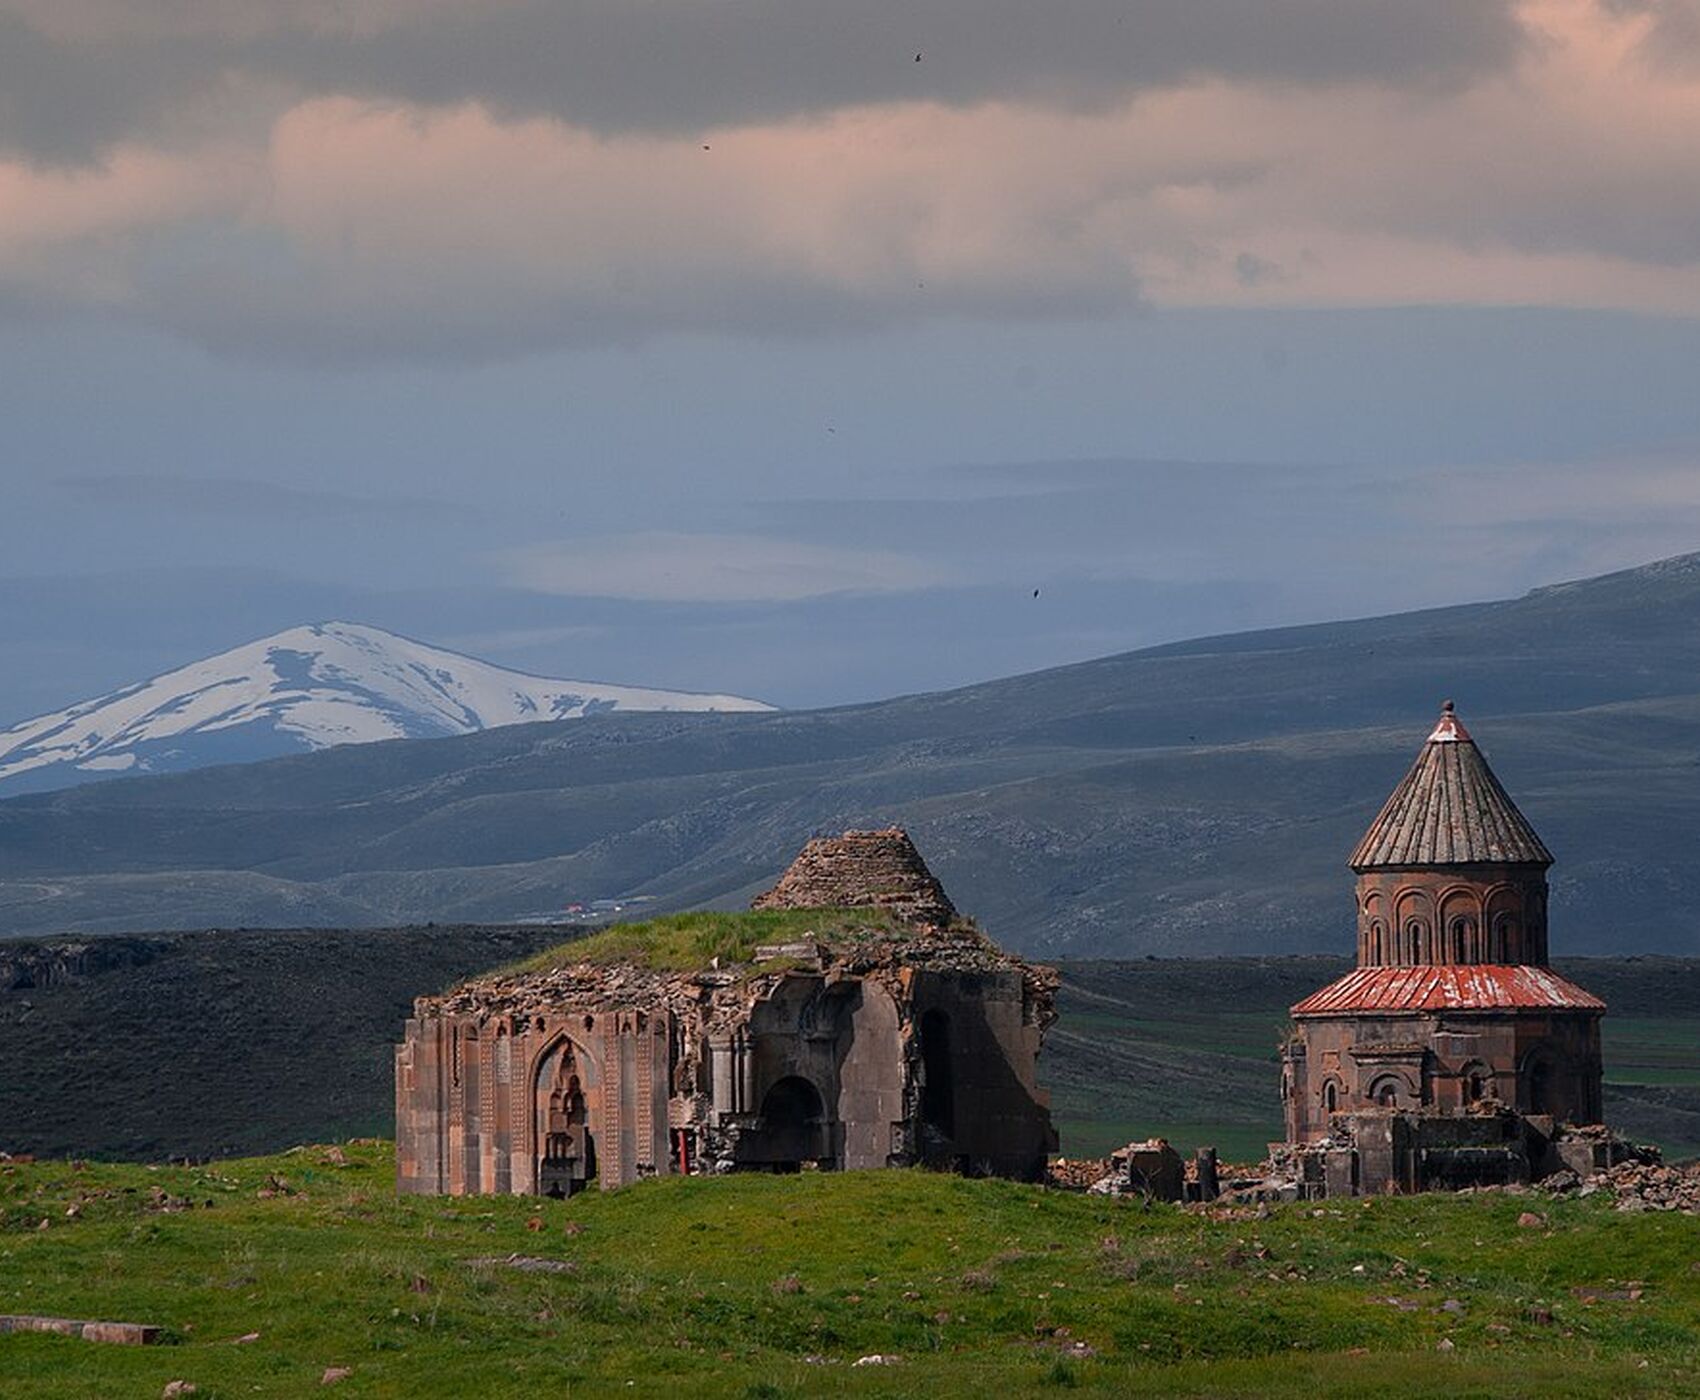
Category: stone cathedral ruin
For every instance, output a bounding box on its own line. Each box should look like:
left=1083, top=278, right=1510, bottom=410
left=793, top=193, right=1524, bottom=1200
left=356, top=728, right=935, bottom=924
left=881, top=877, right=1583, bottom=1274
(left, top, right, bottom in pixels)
left=395, top=829, right=1057, bottom=1196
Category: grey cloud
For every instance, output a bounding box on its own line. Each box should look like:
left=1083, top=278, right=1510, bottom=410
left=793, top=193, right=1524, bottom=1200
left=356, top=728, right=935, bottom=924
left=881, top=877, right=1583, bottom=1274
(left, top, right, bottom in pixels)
left=56, top=473, right=471, bottom=523
left=117, top=220, right=1142, bottom=366
left=0, top=1, right=1523, bottom=162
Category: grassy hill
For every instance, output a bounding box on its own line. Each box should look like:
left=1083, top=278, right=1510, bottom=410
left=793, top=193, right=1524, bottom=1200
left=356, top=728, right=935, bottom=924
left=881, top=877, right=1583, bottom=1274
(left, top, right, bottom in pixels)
left=2, top=552, right=1700, bottom=956
left=4, top=927, right=1697, bottom=1166
left=2, top=1142, right=1697, bottom=1397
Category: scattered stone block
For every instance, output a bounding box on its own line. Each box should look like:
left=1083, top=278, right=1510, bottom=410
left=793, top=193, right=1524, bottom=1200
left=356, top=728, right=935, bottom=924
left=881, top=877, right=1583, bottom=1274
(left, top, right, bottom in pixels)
left=0, top=1314, right=162, bottom=1345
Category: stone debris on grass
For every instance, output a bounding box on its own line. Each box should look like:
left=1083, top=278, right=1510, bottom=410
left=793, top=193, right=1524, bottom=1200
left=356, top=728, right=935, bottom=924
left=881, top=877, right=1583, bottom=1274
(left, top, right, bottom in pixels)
left=161, top=1384, right=197, bottom=1397
left=0, top=1314, right=162, bottom=1345
left=1046, top=1157, right=1110, bottom=1191
left=465, top=1253, right=578, bottom=1274
left=852, top=1354, right=901, bottom=1367
left=321, top=1366, right=352, bottom=1385
left=1542, top=1157, right=1700, bottom=1213
left=1574, top=1284, right=1645, bottom=1303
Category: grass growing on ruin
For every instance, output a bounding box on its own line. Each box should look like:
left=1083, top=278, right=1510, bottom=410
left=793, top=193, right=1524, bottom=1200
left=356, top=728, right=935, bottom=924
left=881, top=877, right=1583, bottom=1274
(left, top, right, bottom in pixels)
left=496, top=907, right=922, bottom=976
left=2, top=1142, right=1697, bottom=1398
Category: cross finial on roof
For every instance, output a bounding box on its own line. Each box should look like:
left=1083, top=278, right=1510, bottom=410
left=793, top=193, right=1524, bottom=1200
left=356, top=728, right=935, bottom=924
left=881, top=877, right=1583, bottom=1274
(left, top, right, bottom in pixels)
left=1428, top=699, right=1470, bottom=743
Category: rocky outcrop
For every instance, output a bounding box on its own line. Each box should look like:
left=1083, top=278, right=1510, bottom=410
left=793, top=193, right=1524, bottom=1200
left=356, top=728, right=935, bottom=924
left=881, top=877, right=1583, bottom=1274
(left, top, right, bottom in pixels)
left=425, top=921, right=1056, bottom=1025
left=0, top=939, right=169, bottom=993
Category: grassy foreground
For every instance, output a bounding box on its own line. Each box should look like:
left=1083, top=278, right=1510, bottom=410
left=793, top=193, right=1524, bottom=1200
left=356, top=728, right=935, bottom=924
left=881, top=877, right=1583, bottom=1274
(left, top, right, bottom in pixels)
left=2, top=1144, right=1697, bottom=1398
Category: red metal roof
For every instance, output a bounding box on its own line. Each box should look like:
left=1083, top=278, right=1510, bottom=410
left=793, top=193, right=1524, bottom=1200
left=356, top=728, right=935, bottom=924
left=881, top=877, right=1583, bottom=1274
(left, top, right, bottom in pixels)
left=1350, top=702, right=1552, bottom=870
left=1291, top=963, right=1604, bottom=1016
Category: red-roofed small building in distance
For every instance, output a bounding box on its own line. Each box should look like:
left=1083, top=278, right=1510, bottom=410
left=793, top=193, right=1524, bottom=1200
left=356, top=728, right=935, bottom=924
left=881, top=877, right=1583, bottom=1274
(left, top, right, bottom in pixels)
left=1279, top=703, right=1612, bottom=1193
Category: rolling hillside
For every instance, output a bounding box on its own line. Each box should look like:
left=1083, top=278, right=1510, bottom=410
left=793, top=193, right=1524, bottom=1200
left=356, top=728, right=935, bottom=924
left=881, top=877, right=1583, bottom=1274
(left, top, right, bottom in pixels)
left=2, top=552, right=1699, bottom=956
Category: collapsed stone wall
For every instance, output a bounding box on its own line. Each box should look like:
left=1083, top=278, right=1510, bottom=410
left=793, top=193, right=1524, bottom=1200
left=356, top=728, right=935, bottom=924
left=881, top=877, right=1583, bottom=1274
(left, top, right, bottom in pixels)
left=1249, top=1106, right=1649, bottom=1201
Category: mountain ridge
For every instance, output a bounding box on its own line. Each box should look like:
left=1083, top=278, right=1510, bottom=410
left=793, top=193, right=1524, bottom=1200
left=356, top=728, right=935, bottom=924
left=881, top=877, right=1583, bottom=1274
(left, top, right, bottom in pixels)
left=0, top=621, right=773, bottom=797
left=2, top=549, right=1698, bottom=956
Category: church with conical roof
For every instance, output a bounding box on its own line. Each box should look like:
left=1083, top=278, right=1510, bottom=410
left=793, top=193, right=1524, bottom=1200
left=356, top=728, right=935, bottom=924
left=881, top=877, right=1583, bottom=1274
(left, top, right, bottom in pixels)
left=1282, top=703, right=1605, bottom=1148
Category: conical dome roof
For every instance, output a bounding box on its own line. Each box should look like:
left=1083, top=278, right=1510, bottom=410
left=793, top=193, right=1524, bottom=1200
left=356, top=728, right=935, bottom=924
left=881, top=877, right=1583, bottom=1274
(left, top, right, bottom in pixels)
left=753, top=827, right=958, bottom=928
left=1350, top=703, right=1552, bottom=870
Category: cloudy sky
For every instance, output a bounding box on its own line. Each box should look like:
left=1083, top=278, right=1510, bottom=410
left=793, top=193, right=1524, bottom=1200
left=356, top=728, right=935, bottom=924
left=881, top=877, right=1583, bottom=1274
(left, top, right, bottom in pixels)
left=2, top=0, right=1700, bottom=719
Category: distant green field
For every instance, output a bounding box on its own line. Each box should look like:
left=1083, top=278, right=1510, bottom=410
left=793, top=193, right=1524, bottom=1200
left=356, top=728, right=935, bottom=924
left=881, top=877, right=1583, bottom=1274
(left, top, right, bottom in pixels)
left=2, top=1142, right=1697, bottom=1397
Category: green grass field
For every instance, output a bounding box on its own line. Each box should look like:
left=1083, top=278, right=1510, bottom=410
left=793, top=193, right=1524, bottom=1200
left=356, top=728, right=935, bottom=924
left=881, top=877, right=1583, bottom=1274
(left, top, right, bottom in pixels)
left=2, top=1142, right=1697, bottom=1398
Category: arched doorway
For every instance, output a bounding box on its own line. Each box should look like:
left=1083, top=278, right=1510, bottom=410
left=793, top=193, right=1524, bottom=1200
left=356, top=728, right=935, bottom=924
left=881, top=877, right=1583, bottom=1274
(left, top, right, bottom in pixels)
left=1525, top=1057, right=1555, bottom=1116
left=920, top=1008, right=956, bottom=1141
left=536, top=1038, right=598, bottom=1197
left=746, top=1076, right=830, bottom=1172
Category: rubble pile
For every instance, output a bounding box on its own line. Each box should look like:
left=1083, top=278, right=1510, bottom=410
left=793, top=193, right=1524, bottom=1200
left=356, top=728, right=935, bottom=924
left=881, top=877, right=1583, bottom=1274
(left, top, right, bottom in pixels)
left=1046, top=1157, right=1110, bottom=1191
left=1546, top=1156, right=1700, bottom=1213
left=424, top=919, right=1055, bottom=1026
left=428, top=959, right=707, bottom=1021
left=753, top=828, right=957, bottom=928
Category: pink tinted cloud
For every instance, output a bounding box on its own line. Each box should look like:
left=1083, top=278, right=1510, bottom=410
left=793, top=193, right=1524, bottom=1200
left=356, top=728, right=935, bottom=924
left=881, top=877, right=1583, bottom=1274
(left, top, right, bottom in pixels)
left=0, top=0, right=1695, bottom=353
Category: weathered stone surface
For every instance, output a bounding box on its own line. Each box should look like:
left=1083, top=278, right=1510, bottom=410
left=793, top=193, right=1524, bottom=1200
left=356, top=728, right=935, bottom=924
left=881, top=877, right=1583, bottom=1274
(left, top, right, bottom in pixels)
left=753, top=829, right=956, bottom=928
left=1089, top=1139, right=1186, bottom=1201
left=0, top=1315, right=162, bottom=1345
left=397, top=836, right=1056, bottom=1197
left=1548, top=1156, right=1700, bottom=1214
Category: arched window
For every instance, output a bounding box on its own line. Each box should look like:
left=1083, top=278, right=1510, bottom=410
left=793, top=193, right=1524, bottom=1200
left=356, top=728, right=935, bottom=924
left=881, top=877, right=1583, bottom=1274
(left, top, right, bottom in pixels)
left=1370, top=920, right=1386, bottom=964
left=1494, top=915, right=1520, bottom=962
left=1449, top=918, right=1472, bottom=965
left=1323, top=1081, right=1338, bottom=1112
left=1405, top=921, right=1427, bottom=965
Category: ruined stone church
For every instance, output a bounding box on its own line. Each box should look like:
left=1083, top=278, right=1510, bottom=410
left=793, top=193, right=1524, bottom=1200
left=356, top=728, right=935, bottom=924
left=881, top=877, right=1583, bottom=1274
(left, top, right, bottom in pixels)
left=395, top=829, right=1057, bottom=1196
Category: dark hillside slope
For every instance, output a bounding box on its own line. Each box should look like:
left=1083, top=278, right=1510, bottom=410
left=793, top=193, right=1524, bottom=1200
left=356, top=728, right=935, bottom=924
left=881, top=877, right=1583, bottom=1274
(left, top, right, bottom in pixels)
left=2, top=552, right=1699, bottom=955
left=2, top=928, right=1695, bottom=1163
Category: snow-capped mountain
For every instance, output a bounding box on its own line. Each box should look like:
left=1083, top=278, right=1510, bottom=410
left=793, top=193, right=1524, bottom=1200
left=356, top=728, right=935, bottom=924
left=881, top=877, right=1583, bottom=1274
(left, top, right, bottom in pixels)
left=0, top=622, right=774, bottom=796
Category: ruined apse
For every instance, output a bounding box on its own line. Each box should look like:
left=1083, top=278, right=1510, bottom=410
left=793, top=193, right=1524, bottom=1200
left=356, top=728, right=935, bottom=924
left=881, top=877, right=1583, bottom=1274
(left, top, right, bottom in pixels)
left=395, top=829, right=1057, bottom=1195
left=1283, top=703, right=1605, bottom=1148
